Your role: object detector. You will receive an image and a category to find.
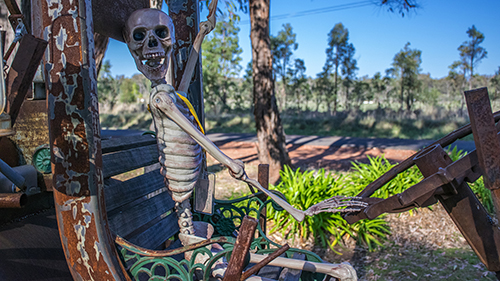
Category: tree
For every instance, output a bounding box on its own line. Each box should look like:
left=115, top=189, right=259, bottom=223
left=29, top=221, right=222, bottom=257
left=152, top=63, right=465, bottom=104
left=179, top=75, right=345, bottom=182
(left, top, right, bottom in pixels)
left=388, top=42, right=422, bottom=112
left=341, top=42, right=358, bottom=110
left=491, top=67, right=500, bottom=101
left=371, top=72, right=391, bottom=108
left=202, top=14, right=243, bottom=114
left=249, top=0, right=291, bottom=180
left=324, top=23, right=349, bottom=114
left=378, top=0, right=418, bottom=16
left=287, top=58, right=308, bottom=111
left=233, top=0, right=417, bottom=180
left=352, top=78, right=371, bottom=110
left=447, top=60, right=468, bottom=115
left=313, top=66, right=333, bottom=113
left=119, top=77, right=140, bottom=104
left=458, top=25, right=487, bottom=89
left=271, top=23, right=298, bottom=110
left=97, top=60, right=121, bottom=110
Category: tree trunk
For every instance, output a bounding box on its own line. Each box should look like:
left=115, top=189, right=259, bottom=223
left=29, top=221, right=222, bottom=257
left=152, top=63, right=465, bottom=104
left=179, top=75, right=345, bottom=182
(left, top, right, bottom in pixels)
left=249, top=0, right=291, bottom=182
left=333, top=64, right=339, bottom=115
left=94, top=32, right=109, bottom=75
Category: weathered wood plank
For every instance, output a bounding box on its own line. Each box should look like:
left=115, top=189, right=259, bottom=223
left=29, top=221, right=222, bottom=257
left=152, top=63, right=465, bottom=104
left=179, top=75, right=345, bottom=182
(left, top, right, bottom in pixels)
left=223, top=216, right=258, bottom=281
left=104, top=169, right=165, bottom=213
left=101, top=134, right=157, bottom=154
left=108, top=190, right=175, bottom=238
left=126, top=211, right=179, bottom=250
left=102, top=144, right=159, bottom=178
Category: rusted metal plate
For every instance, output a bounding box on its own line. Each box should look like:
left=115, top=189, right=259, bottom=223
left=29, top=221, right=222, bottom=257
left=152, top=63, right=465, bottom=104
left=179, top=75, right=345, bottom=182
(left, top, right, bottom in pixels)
left=8, top=100, right=48, bottom=166
left=5, top=34, right=47, bottom=126
left=92, top=0, right=150, bottom=42
left=465, top=87, right=500, bottom=191
left=414, top=144, right=500, bottom=271
left=0, top=137, right=19, bottom=167
left=7, top=100, right=52, bottom=191
left=40, top=0, right=128, bottom=279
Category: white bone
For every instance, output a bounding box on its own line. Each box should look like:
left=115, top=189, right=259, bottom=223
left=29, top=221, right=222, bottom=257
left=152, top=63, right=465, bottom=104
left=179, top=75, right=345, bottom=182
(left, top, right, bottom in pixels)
left=249, top=254, right=358, bottom=281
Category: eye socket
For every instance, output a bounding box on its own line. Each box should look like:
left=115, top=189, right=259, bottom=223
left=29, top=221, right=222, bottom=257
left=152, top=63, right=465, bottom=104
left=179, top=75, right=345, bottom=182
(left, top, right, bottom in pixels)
left=133, top=30, right=146, bottom=41
left=155, top=27, right=169, bottom=39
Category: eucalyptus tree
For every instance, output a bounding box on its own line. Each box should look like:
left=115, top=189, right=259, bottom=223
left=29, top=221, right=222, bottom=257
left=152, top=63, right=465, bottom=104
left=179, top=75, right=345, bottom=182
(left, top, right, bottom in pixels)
left=223, top=0, right=418, bottom=176
left=313, top=66, right=333, bottom=113
left=458, top=25, right=487, bottom=89
left=491, top=67, right=500, bottom=101
left=324, top=23, right=349, bottom=114
left=371, top=72, right=389, bottom=108
left=287, top=58, right=308, bottom=111
left=97, top=61, right=121, bottom=110
left=388, top=42, right=422, bottom=112
left=352, top=78, right=371, bottom=110
left=202, top=14, right=243, bottom=114
left=447, top=60, right=468, bottom=115
left=271, top=23, right=298, bottom=110
left=341, top=42, right=358, bottom=110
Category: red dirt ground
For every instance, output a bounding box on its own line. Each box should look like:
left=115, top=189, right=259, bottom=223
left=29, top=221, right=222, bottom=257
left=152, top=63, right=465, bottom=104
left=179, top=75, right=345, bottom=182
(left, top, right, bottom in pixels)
left=210, top=140, right=416, bottom=171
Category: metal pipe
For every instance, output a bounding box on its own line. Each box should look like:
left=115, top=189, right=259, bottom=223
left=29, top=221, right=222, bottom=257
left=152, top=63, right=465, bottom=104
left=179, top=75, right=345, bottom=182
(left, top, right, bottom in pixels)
left=0, top=30, right=6, bottom=115
left=0, top=158, right=26, bottom=190
left=0, top=192, right=27, bottom=208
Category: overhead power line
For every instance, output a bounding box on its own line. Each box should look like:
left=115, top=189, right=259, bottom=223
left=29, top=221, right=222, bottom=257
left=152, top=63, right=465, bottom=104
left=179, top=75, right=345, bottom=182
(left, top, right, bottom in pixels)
left=240, top=1, right=373, bottom=25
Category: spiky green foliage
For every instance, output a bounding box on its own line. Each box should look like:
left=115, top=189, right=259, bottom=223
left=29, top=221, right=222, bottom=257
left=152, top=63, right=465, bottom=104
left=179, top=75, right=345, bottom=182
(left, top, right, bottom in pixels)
left=349, top=155, right=423, bottom=199
left=268, top=166, right=390, bottom=251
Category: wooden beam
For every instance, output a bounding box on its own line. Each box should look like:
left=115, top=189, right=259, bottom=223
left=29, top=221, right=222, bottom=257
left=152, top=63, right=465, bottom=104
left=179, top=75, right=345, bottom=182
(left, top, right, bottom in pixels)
left=223, top=216, right=258, bottom=281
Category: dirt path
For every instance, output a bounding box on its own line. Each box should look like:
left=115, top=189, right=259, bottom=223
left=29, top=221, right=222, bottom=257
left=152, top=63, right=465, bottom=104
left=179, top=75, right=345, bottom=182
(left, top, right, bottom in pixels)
left=210, top=140, right=416, bottom=170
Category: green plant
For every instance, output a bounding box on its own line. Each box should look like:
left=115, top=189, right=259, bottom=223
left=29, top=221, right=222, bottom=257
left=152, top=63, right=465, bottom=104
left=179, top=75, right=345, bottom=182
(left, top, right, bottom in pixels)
left=446, top=146, right=495, bottom=214
left=268, top=166, right=390, bottom=251
left=348, top=155, right=423, bottom=199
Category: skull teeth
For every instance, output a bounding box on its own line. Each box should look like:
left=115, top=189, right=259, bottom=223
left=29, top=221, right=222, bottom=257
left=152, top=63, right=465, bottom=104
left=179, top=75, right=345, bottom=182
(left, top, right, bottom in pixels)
left=141, top=57, right=166, bottom=68
left=143, top=52, right=165, bottom=59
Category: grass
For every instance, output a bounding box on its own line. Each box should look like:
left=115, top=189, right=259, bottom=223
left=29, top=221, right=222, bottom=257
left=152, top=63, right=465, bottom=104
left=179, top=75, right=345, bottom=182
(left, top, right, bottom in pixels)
left=358, top=246, right=496, bottom=280
left=205, top=112, right=472, bottom=141
left=101, top=111, right=473, bottom=141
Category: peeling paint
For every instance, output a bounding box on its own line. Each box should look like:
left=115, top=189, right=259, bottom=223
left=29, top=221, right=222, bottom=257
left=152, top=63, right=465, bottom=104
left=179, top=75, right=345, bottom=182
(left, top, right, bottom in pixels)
left=55, top=26, right=68, bottom=51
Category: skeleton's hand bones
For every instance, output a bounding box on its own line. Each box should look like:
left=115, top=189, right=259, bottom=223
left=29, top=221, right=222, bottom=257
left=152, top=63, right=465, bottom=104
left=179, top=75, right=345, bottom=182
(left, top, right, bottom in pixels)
left=151, top=85, right=245, bottom=180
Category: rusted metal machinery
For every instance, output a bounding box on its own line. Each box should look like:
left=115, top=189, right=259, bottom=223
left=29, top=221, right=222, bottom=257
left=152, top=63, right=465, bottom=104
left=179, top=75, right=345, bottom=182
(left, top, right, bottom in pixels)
left=0, top=0, right=48, bottom=215
left=345, top=87, right=500, bottom=277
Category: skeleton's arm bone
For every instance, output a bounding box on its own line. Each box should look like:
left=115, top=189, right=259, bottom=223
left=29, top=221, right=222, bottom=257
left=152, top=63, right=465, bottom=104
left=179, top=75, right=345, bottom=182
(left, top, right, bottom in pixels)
left=151, top=86, right=307, bottom=222
left=151, top=87, right=243, bottom=178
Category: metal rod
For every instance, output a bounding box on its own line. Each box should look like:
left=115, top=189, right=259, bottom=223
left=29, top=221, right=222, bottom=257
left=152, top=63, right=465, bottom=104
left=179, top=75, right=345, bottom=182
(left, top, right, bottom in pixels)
left=240, top=244, right=290, bottom=281
left=0, top=158, right=25, bottom=189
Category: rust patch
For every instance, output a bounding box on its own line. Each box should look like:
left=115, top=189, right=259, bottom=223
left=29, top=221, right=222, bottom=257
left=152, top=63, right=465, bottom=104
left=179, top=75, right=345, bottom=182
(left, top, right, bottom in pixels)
left=40, top=0, right=128, bottom=279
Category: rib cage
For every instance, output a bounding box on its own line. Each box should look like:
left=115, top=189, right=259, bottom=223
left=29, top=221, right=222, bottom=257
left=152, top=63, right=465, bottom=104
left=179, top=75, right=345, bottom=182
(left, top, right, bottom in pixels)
left=150, top=87, right=203, bottom=203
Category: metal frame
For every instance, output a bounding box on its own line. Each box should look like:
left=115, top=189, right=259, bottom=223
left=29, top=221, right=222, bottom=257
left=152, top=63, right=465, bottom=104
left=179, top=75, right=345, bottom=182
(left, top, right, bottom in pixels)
left=346, top=87, right=500, bottom=274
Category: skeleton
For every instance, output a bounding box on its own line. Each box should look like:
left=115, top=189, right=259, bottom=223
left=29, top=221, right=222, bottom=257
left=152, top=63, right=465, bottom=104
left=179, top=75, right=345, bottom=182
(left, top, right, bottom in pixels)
left=123, top=6, right=367, bottom=238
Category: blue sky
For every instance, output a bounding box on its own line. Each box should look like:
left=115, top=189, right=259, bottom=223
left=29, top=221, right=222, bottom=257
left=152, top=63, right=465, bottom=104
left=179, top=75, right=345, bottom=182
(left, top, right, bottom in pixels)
left=104, top=0, right=500, bottom=80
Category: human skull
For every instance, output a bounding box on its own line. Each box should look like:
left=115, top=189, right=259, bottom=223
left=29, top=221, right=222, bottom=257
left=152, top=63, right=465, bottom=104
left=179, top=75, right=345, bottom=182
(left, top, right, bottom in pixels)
left=124, top=9, right=175, bottom=83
